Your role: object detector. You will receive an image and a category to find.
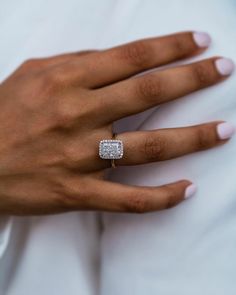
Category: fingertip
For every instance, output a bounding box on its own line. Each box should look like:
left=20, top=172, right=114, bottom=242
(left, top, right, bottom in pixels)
left=184, top=183, right=197, bottom=199
left=215, top=58, right=235, bottom=76
left=192, top=31, right=211, bottom=48
left=216, top=121, right=236, bottom=140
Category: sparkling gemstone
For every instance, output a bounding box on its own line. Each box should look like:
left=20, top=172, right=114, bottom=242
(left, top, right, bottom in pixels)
left=99, top=140, right=123, bottom=159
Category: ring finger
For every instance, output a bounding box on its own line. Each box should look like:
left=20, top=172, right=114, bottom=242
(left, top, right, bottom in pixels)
left=98, top=121, right=235, bottom=168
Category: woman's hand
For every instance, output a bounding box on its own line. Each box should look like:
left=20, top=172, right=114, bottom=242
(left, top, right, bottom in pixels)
left=0, top=31, right=234, bottom=215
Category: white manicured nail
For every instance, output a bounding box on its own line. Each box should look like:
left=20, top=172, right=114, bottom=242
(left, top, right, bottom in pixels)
left=184, top=184, right=197, bottom=199
left=193, top=31, right=211, bottom=48
left=217, top=122, right=235, bottom=140
left=215, top=58, right=235, bottom=76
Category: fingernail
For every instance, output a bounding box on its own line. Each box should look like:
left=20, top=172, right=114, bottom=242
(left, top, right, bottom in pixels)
left=193, top=31, right=211, bottom=48
left=184, top=184, right=197, bottom=199
left=217, top=122, right=235, bottom=140
left=215, top=58, right=235, bottom=76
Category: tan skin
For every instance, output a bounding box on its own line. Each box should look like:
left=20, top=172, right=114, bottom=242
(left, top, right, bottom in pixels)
left=0, top=31, right=233, bottom=215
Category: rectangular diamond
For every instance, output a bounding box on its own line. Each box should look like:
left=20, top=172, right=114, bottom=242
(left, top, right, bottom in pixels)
left=99, top=140, right=123, bottom=159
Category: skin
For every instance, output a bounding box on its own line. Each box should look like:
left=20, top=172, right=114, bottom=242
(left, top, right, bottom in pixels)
left=0, top=31, right=232, bottom=215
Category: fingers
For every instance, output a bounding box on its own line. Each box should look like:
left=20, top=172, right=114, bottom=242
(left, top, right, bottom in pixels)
left=113, top=121, right=235, bottom=166
left=96, top=57, right=235, bottom=123
left=80, top=31, right=210, bottom=87
left=62, top=177, right=195, bottom=213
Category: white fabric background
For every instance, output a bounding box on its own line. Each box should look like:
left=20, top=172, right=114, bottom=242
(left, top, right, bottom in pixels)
left=0, top=0, right=236, bottom=295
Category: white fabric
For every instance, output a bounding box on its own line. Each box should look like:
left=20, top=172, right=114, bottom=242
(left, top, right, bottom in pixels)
left=0, top=0, right=236, bottom=294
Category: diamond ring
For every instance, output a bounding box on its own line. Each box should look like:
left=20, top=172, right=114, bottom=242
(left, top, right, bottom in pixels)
left=99, top=133, right=124, bottom=168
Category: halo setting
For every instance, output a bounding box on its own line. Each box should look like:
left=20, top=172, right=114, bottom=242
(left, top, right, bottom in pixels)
left=99, top=140, right=123, bottom=160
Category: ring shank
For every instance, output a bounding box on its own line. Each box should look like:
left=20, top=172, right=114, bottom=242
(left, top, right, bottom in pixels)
left=111, top=133, right=117, bottom=168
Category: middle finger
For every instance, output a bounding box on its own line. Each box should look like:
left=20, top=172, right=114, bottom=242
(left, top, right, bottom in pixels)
left=94, top=57, right=234, bottom=124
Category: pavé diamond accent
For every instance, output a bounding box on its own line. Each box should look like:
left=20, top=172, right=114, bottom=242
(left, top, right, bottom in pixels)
left=99, top=140, right=123, bottom=159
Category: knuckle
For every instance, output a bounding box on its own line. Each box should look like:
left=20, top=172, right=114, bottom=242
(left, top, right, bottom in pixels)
left=17, top=59, right=42, bottom=75
left=74, top=50, right=96, bottom=56
left=41, top=67, right=69, bottom=93
left=143, top=135, right=166, bottom=161
left=171, top=34, right=193, bottom=57
left=21, top=58, right=39, bottom=68
left=43, top=70, right=63, bottom=89
left=137, top=75, right=163, bottom=103
left=192, top=63, right=212, bottom=87
left=63, top=143, right=82, bottom=171
left=55, top=101, right=76, bottom=128
left=63, top=144, right=78, bottom=166
left=62, top=141, right=91, bottom=170
left=55, top=194, right=71, bottom=210
left=51, top=183, right=72, bottom=210
left=164, top=187, right=177, bottom=209
left=195, top=127, right=211, bottom=150
left=120, top=41, right=151, bottom=68
left=54, top=193, right=74, bottom=210
left=52, top=94, right=92, bottom=130
left=52, top=177, right=87, bottom=210
left=125, top=192, right=150, bottom=213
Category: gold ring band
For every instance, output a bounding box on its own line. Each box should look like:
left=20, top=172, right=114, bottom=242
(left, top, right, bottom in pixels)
left=111, top=133, right=117, bottom=168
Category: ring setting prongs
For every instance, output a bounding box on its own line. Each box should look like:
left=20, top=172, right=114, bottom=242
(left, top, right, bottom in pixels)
left=99, top=139, right=123, bottom=160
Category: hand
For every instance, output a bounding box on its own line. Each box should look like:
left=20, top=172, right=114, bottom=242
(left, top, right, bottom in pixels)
left=0, top=31, right=234, bottom=215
